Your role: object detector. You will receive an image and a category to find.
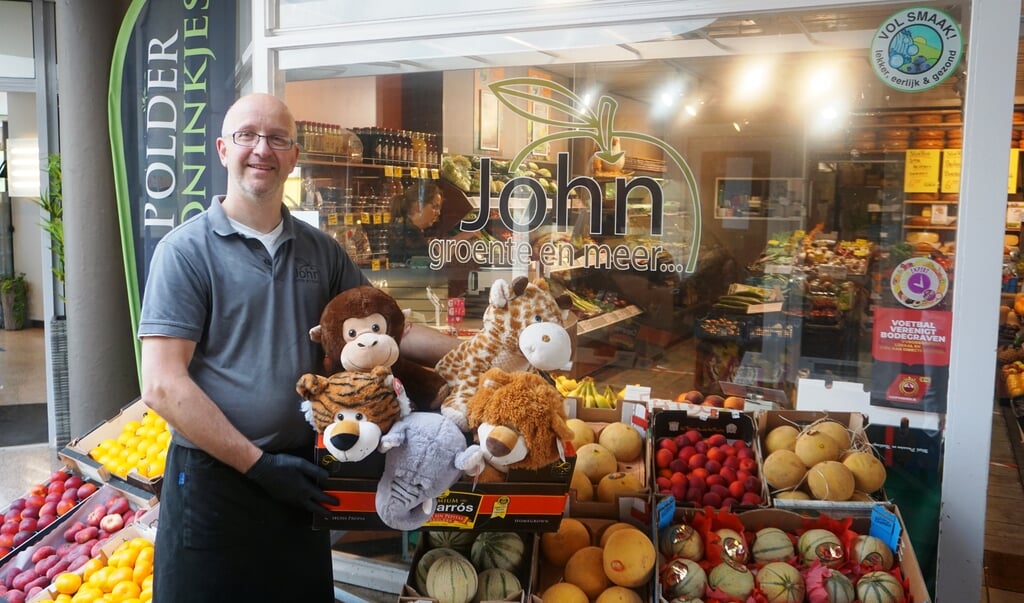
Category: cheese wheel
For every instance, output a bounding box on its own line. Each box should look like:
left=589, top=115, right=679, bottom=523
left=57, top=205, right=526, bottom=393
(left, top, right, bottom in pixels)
left=880, top=114, right=911, bottom=124
left=940, top=193, right=959, bottom=201
left=913, top=128, right=945, bottom=140
left=907, top=192, right=939, bottom=201
left=879, top=128, right=911, bottom=139
left=911, top=139, right=944, bottom=149
left=943, top=112, right=962, bottom=123
left=911, top=113, right=943, bottom=124
left=1014, top=111, right=1024, bottom=123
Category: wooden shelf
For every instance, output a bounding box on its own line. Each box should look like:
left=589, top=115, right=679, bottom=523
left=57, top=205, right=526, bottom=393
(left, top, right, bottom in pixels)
left=577, top=305, right=642, bottom=336
left=905, top=199, right=958, bottom=204
left=904, top=224, right=957, bottom=230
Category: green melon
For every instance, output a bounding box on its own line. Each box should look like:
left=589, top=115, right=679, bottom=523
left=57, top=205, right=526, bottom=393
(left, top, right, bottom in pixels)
left=850, top=535, right=895, bottom=571
left=658, top=557, right=706, bottom=599
left=425, top=554, right=478, bottom=603
left=415, top=547, right=464, bottom=593
left=752, top=527, right=795, bottom=563
left=708, top=562, right=754, bottom=599
left=757, top=561, right=805, bottom=603
left=470, top=532, right=525, bottom=573
left=475, top=568, right=522, bottom=602
left=856, top=571, right=906, bottom=603
left=715, top=528, right=749, bottom=564
left=797, top=528, right=845, bottom=568
left=822, top=569, right=856, bottom=603
left=427, top=530, right=477, bottom=554
left=658, top=523, right=705, bottom=561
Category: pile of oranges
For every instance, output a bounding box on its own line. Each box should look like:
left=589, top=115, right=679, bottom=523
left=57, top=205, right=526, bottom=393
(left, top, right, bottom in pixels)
left=52, top=536, right=154, bottom=603
left=88, top=411, right=170, bottom=481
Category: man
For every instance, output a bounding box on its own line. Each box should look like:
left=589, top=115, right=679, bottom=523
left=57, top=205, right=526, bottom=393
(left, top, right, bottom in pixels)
left=139, top=93, right=455, bottom=602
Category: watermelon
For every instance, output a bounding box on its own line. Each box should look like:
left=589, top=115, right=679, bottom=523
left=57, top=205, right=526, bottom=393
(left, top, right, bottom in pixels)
left=415, top=547, right=464, bottom=593
left=426, top=554, right=478, bottom=603
left=427, top=530, right=477, bottom=554
left=752, top=527, right=795, bottom=563
left=475, top=568, right=521, bottom=602
left=822, top=569, right=856, bottom=603
left=850, top=535, right=895, bottom=571
left=797, top=528, right=845, bottom=568
left=756, top=561, right=805, bottom=603
left=470, top=532, right=525, bottom=573
left=659, top=557, right=707, bottom=599
left=856, top=571, right=906, bottom=603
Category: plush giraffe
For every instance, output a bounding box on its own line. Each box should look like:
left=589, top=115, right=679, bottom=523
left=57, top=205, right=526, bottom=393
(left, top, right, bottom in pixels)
left=436, top=277, right=572, bottom=431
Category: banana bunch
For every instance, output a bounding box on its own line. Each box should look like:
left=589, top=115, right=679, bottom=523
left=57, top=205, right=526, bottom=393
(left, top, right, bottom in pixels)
left=554, top=375, right=580, bottom=397
left=565, top=290, right=603, bottom=317
left=554, top=376, right=616, bottom=409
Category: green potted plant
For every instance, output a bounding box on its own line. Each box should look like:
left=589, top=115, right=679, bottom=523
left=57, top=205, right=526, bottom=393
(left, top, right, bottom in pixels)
left=0, top=272, right=28, bottom=330
left=33, top=154, right=64, bottom=302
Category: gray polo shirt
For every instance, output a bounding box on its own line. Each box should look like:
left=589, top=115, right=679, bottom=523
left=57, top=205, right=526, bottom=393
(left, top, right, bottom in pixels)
left=139, top=197, right=369, bottom=451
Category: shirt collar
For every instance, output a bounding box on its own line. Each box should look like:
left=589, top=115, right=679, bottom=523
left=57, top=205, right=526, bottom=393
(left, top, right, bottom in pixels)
left=209, top=195, right=296, bottom=243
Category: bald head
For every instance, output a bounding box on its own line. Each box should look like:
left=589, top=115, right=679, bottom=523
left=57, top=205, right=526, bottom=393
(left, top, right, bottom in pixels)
left=221, top=93, right=297, bottom=139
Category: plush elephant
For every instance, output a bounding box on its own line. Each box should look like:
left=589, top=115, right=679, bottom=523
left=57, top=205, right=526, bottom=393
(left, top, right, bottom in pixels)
left=375, top=411, right=485, bottom=531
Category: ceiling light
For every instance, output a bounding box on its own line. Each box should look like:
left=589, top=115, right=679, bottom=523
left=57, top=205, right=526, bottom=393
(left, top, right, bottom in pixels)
left=685, top=104, right=697, bottom=116
left=733, top=122, right=742, bottom=132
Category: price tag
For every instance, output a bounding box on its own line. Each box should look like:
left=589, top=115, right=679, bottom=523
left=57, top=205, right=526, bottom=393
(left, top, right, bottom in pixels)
left=327, top=213, right=338, bottom=226
left=370, top=258, right=382, bottom=271
left=655, top=495, right=677, bottom=532
left=360, top=212, right=371, bottom=224
left=411, top=167, right=420, bottom=178
left=394, top=167, right=402, bottom=178
left=383, top=165, right=393, bottom=178
left=373, top=213, right=383, bottom=225
left=343, top=214, right=354, bottom=225
left=869, top=505, right=902, bottom=553
left=382, top=211, right=392, bottom=224
left=431, top=168, right=440, bottom=180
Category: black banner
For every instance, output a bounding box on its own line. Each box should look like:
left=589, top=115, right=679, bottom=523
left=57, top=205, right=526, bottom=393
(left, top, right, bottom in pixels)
left=109, top=0, right=237, bottom=367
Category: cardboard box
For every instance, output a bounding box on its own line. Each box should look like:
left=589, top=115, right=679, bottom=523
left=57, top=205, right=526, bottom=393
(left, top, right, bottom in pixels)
left=314, top=459, right=575, bottom=532
left=649, top=407, right=768, bottom=510
left=652, top=504, right=931, bottom=603
left=58, top=398, right=164, bottom=496
left=566, top=401, right=650, bottom=520
left=399, top=532, right=538, bottom=603
left=754, top=410, right=888, bottom=510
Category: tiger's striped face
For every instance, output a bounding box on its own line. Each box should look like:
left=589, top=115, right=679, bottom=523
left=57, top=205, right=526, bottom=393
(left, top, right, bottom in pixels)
left=296, top=366, right=410, bottom=462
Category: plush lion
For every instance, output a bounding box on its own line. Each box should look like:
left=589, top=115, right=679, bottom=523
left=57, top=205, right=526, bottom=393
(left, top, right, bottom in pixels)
left=310, top=286, right=449, bottom=410
left=464, top=367, right=575, bottom=482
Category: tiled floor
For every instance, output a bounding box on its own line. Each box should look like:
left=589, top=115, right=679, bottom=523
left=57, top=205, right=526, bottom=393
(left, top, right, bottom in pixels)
left=2, top=327, right=1024, bottom=600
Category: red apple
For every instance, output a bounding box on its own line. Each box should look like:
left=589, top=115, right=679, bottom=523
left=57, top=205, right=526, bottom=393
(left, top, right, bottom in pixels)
left=694, top=441, right=708, bottom=454
left=7, top=499, right=25, bottom=512
left=720, top=466, right=738, bottom=483
left=688, top=453, right=707, bottom=470
left=728, top=480, right=746, bottom=499
left=709, top=484, right=729, bottom=499
left=744, top=475, right=762, bottom=493
left=50, top=470, right=69, bottom=483
left=681, top=390, right=704, bottom=405
left=4, top=509, right=21, bottom=523
left=706, top=474, right=726, bottom=488
left=684, top=429, right=703, bottom=445
left=19, top=507, right=38, bottom=520
left=677, top=445, right=697, bottom=463
left=702, top=492, right=722, bottom=507
left=99, top=513, right=124, bottom=533
left=46, top=481, right=65, bottom=495
left=703, top=395, right=725, bottom=408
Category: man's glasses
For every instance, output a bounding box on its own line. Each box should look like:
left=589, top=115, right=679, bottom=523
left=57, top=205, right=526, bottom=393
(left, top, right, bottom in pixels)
left=231, top=131, right=296, bottom=151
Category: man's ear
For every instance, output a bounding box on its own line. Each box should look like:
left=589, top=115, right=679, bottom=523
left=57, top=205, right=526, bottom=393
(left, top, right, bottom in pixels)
left=309, top=324, right=322, bottom=343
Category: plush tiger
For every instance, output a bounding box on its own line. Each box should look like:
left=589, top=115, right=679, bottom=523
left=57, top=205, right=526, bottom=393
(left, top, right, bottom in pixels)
left=296, top=365, right=412, bottom=463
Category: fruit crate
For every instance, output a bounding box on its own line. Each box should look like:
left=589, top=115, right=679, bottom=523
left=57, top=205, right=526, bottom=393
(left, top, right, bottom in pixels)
left=754, top=410, right=888, bottom=511
left=399, top=531, right=538, bottom=603
left=650, top=408, right=768, bottom=512
left=652, top=504, right=932, bottom=603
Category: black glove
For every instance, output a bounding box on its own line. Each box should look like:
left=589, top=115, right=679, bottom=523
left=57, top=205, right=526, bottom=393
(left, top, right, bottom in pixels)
left=244, top=451, right=337, bottom=517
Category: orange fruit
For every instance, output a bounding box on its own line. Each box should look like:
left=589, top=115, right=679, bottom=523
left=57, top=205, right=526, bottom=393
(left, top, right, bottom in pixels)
left=111, top=579, right=142, bottom=600
left=106, top=566, right=135, bottom=591
left=55, top=572, right=83, bottom=594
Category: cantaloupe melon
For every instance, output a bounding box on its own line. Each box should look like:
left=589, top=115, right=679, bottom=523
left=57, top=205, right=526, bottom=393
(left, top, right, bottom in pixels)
left=774, top=489, right=811, bottom=501
left=565, top=546, right=612, bottom=598
left=715, top=528, right=749, bottom=564
left=806, top=460, right=856, bottom=501
left=850, top=535, right=895, bottom=571
left=842, top=451, right=887, bottom=493
left=821, top=568, right=856, bottom=603
left=425, top=554, right=478, bottom=603
left=797, top=528, right=845, bottom=568
left=658, top=523, right=704, bottom=561
left=602, top=528, right=656, bottom=588
left=813, top=419, right=852, bottom=451
left=757, top=561, right=805, bottom=603
left=566, top=418, right=596, bottom=452
left=594, top=585, right=644, bottom=603
left=658, top=557, right=707, bottom=599
left=598, top=422, right=644, bottom=462
left=470, top=531, right=524, bottom=573
left=763, top=450, right=807, bottom=490
left=415, top=547, right=463, bottom=593
left=570, top=469, right=594, bottom=502
left=426, top=530, right=477, bottom=554
left=475, top=568, right=521, bottom=602
left=596, top=472, right=643, bottom=503
left=795, top=429, right=842, bottom=467
left=542, top=582, right=589, bottom=603
left=764, top=425, right=799, bottom=454
left=575, top=443, right=619, bottom=483
left=540, top=518, right=592, bottom=567
left=752, top=527, right=794, bottom=563
left=708, top=562, right=754, bottom=598
left=856, top=570, right=906, bottom=603
left=598, top=522, right=642, bottom=548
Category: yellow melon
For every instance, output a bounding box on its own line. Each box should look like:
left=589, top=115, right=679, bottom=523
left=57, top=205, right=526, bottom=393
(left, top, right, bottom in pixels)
left=542, top=582, right=590, bottom=603
left=595, top=585, right=644, bottom=603
left=540, top=518, right=592, bottom=567
left=658, top=523, right=704, bottom=561
left=795, top=429, right=842, bottom=467
left=813, top=420, right=852, bottom=451
left=570, top=469, right=594, bottom=502
left=774, top=489, right=811, bottom=500
left=566, top=418, right=596, bottom=452
left=565, top=546, right=612, bottom=598
left=806, top=461, right=855, bottom=501
left=575, top=443, right=619, bottom=483
left=598, top=422, right=644, bottom=462
left=763, top=450, right=807, bottom=490
left=708, top=562, right=755, bottom=598
left=842, top=451, right=887, bottom=494
left=602, top=528, right=656, bottom=588
left=764, top=425, right=799, bottom=454
left=598, top=522, right=642, bottom=548
left=596, top=472, right=644, bottom=503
